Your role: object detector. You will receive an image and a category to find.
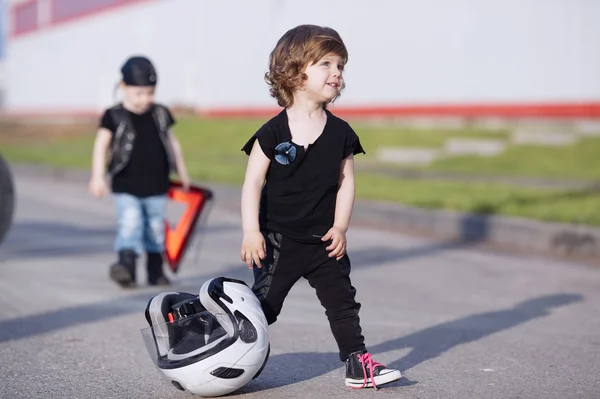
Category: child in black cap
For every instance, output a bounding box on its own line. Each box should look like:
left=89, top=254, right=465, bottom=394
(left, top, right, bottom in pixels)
left=89, top=55, right=190, bottom=288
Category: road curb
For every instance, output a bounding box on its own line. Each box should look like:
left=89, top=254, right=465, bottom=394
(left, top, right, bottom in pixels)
left=350, top=199, right=600, bottom=261
left=9, top=163, right=600, bottom=262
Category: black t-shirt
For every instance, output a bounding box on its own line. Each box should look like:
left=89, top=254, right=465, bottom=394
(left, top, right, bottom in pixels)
left=99, top=104, right=175, bottom=197
left=241, top=109, right=365, bottom=243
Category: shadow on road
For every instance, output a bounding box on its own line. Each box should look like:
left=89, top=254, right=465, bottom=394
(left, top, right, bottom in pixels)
left=236, top=293, right=583, bottom=393
left=0, top=220, right=236, bottom=261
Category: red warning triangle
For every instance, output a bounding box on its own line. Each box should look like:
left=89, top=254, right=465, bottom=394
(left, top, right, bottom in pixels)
left=164, top=181, right=214, bottom=273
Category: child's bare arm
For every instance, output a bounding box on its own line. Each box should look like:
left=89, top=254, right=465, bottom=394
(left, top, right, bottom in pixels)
left=333, top=154, right=356, bottom=232
left=89, top=128, right=112, bottom=197
left=322, top=155, right=355, bottom=259
left=167, top=129, right=190, bottom=187
left=241, top=140, right=270, bottom=233
left=91, top=128, right=112, bottom=179
left=240, top=140, right=270, bottom=268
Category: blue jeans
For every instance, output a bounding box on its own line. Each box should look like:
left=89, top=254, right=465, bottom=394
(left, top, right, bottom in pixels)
left=113, top=193, right=168, bottom=255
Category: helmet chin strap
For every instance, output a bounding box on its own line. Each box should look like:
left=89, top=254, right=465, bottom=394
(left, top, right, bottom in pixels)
left=167, top=287, right=236, bottom=339
left=166, top=297, right=215, bottom=345
left=168, top=297, right=204, bottom=323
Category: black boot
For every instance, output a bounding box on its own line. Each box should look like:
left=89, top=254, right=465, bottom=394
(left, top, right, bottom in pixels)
left=147, top=252, right=170, bottom=286
left=109, top=249, right=137, bottom=288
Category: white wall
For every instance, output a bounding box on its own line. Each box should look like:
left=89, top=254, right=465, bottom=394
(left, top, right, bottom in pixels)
left=5, top=0, right=600, bottom=113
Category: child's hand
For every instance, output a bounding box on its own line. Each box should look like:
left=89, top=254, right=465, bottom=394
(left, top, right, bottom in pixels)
left=322, top=226, right=347, bottom=260
left=180, top=174, right=191, bottom=191
left=241, top=231, right=266, bottom=269
left=88, top=177, right=108, bottom=198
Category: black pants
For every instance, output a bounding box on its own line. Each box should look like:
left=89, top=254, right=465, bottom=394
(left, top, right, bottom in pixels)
left=252, top=231, right=366, bottom=362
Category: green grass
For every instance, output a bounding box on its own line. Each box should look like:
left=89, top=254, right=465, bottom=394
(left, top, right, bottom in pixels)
left=1, top=116, right=599, bottom=226
left=424, top=137, right=600, bottom=180
left=351, top=123, right=509, bottom=149
left=355, top=174, right=600, bottom=225
left=2, top=135, right=97, bottom=170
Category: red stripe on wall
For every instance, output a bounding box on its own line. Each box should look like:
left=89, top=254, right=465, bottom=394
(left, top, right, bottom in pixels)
left=11, top=0, right=39, bottom=37
left=200, top=102, right=600, bottom=119
left=50, top=0, right=153, bottom=26
left=9, top=0, right=155, bottom=38
left=3, top=102, right=600, bottom=120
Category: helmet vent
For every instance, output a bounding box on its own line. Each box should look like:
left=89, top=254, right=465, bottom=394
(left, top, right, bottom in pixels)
left=171, top=380, right=185, bottom=391
left=210, top=367, right=245, bottom=379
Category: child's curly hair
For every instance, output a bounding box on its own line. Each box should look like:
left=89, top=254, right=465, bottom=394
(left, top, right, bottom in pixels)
left=265, top=25, right=348, bottom=108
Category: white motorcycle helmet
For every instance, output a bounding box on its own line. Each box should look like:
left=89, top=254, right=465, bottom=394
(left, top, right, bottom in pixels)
left=141, top=277, right=270, bottom=397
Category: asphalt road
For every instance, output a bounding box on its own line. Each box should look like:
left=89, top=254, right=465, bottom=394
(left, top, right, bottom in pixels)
left=0, top=170, right=598, bottom=399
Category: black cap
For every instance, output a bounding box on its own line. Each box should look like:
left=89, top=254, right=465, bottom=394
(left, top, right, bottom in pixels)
left=120, top=56, right=157, bottom=86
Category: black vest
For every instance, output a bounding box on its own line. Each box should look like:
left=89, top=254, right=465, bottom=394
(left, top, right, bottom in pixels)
left=107, top=103, right=176, bottom=176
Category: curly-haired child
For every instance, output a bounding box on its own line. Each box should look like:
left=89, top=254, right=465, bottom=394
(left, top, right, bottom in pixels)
left=240, top=25, right=402, bottom=389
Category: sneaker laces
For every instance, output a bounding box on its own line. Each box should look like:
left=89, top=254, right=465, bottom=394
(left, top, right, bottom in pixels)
left=352, top=352, right=385, bottom=390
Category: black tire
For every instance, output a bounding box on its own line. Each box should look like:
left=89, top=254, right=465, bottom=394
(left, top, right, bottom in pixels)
left=0, top=154, right=15, bottom=246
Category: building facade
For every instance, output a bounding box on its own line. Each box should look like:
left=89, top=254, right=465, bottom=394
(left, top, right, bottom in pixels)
left=6, top=0, right=600, bottom=118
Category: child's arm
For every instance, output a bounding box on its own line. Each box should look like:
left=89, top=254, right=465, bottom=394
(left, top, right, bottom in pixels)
left=322, top=154, right=355, bottom=259
left=89, top=128, right=112, bottom=197
left=240, top=140, right=271, bottom=269
left=334, top=154, right=356, bottom=232
left=167, top=129, right=191, bottom=189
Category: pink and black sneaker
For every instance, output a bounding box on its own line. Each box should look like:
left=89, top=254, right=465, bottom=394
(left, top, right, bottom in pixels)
left=345, top=351, right=402, bottom=389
